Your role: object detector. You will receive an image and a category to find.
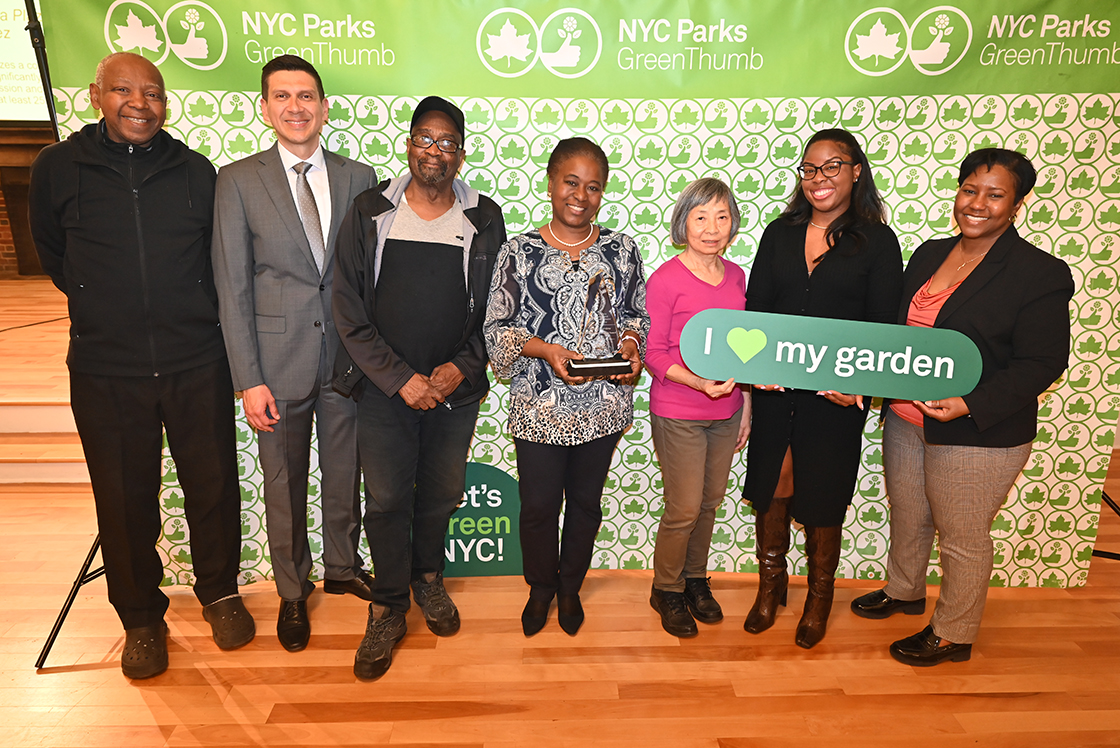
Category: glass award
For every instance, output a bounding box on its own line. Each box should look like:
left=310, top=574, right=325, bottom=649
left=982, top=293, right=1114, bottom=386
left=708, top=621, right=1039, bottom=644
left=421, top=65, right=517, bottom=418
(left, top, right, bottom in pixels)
left=565, top=269, right=633, bottom=378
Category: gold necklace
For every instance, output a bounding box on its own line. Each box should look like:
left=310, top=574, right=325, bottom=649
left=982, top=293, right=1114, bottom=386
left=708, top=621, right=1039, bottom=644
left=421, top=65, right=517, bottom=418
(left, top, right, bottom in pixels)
left=955, top=249, right=989, bottom=272
left=809, top=221, right=829, bottom=230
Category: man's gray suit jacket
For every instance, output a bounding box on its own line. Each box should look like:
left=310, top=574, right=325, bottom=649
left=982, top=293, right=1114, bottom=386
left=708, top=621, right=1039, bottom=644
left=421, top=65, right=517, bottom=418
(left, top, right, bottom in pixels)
left=211, top=144, right=376, bottom=400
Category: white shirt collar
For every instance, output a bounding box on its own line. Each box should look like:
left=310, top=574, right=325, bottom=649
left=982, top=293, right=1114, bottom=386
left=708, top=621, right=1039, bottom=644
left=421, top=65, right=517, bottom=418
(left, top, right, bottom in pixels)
left=276, top=141, right=326, bottom=173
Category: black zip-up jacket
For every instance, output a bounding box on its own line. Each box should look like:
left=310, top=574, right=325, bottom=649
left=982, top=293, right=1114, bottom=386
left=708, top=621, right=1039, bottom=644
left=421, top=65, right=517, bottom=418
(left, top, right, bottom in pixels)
left=29, top=122, right=226, bottom=377
left=332, top=176, right=506, bottom=407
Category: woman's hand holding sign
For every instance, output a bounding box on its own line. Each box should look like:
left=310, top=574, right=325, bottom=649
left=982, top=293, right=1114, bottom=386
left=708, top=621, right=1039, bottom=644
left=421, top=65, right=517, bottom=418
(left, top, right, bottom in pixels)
left=817, top=390, right=864, bottom=408
left=914, top=395, right=970, bottom=422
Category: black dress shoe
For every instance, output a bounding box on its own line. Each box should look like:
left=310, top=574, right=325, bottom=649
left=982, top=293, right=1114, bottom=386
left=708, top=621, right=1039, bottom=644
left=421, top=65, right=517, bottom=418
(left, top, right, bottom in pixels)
left=277, top=599, right=310, bottom=652
left=557, top=593, right=584, bottom=636
left=324, top=571, right=374, bottom=601
left=521, top=596, right=551, bottom=637
left=850, top=589, right=926, bottom=620
left=890, top=625, right=972, bottom=666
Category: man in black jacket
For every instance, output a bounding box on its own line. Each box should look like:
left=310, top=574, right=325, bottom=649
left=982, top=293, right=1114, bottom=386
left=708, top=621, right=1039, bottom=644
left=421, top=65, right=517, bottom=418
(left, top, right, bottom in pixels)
left=29, top=52, right=253, bottom=679
left=332, top=97, right=506, bottom=680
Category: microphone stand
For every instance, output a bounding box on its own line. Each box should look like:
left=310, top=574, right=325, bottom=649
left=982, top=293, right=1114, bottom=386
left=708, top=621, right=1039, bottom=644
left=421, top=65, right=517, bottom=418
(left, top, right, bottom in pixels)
left=23, top=0, right=60, bottom=141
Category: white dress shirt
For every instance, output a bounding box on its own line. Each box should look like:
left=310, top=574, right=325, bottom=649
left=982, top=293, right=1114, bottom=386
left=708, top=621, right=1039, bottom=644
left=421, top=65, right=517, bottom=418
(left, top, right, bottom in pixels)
left=276, top=141, right=332, bottom=253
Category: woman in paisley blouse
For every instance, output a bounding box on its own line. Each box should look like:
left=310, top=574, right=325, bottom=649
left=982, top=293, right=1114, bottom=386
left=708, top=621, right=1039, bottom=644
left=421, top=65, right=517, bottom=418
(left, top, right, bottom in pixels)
left=485, top=137, right=650, bottom=637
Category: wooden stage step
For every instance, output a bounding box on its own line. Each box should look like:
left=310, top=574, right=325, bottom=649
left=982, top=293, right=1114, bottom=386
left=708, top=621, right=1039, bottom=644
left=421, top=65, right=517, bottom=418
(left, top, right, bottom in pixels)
left=0, top=280, right=87, bottom=483
left=0, top=431, right=88, bottom=483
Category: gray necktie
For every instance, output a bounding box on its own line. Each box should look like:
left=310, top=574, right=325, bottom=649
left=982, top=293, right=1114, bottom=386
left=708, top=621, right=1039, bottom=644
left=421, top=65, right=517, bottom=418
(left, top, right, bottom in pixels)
left=292, top=161, right=324, bottom=274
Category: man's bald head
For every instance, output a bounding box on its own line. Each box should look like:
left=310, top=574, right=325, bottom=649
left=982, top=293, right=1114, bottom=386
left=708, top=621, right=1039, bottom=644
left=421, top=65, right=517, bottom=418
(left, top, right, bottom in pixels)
left=94, top=52, right=164, bottom=92
left=89, top=52, right=167, bottom=147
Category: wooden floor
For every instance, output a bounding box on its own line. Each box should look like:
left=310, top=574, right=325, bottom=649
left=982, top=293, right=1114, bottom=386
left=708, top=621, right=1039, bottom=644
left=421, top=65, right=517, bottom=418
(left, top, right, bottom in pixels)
left=3, top=279, right=1120, bottom=747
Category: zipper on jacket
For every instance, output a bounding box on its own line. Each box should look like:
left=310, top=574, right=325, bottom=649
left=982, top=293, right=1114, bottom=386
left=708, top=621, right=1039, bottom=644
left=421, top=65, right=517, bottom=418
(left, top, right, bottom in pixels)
left=129, top=144, right=160, bottom=376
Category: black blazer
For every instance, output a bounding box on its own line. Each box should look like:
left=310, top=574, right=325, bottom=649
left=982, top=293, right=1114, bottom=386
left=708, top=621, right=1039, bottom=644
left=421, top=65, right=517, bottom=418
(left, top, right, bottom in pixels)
left=900, top=226, right=1073, bottom=447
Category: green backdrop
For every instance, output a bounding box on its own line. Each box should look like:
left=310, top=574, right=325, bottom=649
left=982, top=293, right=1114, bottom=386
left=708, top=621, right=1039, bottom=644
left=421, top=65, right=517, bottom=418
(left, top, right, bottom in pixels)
left=41, top=0, right=1120, bottom=588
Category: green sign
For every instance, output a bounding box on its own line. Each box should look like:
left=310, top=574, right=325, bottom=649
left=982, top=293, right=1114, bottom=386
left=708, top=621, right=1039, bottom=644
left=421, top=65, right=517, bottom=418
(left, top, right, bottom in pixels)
left=681, top=309, right=983, bottom=400
left=444, top=463, right=522, bottom=577
left=40, top=1, right=1120, bottom=98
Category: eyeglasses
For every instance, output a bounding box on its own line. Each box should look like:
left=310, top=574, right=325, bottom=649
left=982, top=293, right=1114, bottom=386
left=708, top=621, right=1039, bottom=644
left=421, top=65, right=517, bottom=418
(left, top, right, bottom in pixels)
left=796, top=160, right=857, bottom=179
left=409, top=134, right=462, bottom=153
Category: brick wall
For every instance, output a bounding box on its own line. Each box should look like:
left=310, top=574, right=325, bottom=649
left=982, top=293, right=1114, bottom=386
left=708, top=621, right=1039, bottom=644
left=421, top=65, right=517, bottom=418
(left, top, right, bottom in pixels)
left=0, top=188, right=17, bottom=275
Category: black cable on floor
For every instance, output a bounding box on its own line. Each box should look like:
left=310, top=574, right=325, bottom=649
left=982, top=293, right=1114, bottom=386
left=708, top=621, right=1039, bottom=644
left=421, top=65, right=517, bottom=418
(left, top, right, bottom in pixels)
left=0, top=316, right=68, bottom=334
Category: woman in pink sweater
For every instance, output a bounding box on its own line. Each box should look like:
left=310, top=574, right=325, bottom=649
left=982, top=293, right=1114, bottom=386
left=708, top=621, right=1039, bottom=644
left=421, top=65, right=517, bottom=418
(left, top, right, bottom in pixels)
left=645, top=178, right=751, bottom=637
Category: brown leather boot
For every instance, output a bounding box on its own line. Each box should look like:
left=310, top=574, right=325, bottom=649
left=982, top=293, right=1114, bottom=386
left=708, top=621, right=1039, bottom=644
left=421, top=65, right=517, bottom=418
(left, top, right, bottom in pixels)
left=744, top=494, right=791, bottom=634
left=796, top=524, right=842, bottom=649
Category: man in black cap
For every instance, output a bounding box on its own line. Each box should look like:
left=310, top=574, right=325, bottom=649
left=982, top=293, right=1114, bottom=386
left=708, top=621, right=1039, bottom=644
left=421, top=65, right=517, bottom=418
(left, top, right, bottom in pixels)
left=332, top=96, right=506, bottom=679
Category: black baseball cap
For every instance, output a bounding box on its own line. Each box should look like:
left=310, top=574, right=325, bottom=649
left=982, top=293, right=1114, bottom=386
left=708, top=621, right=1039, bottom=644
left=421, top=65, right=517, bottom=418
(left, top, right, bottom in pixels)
left=410, top=96, right=466, bottom=143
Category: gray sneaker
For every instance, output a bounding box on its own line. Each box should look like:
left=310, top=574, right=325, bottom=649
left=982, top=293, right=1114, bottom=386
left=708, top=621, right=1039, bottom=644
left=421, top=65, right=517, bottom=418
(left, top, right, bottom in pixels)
left=410, top=572, right=461, bottom=636
left=353, top=606, right=407, bottom=680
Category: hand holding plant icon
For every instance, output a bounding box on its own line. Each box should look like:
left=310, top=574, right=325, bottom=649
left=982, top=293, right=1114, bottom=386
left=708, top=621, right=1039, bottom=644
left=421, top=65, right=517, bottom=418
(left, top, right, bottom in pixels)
left=540, top=16, right=582, bottom=68
left=910, top=13, right=953, bottom=65
left=172, top=8, right=209, bottom=60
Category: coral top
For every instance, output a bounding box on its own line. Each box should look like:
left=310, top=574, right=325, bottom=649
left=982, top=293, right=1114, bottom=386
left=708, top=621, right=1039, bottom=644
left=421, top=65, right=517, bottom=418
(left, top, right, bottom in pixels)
left=645, top=255, right=746, bottom=420
left=890, top=276, right=962, bottom=426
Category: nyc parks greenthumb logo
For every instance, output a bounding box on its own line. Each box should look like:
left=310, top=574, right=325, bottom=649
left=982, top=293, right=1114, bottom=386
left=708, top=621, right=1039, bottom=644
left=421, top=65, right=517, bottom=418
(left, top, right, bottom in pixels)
left=680, top=310, right=982, bottom=401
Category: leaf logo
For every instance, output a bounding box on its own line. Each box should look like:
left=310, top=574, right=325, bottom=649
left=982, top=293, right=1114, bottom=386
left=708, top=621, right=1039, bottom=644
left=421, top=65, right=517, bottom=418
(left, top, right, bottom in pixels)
left=476, top=7, right=602, bottom=79
left=104, top=0, right=228, bottom=71
left=845, top=6, right=972, bottom=77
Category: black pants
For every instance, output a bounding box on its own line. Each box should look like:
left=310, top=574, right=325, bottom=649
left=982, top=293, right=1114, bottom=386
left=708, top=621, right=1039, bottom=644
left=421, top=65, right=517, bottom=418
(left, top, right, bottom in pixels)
left=70, top=358, right=242, bottom=629
left=515, top=431, right=622, bottom=601
left=357, top=386, right=480, bottom=614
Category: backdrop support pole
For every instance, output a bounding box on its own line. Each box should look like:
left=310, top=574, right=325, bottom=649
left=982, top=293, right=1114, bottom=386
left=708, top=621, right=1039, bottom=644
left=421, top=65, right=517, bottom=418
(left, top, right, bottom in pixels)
left=23, top=0, right=60, bottom=142
left=1092, top=492, right=1120, bottom=562
left=35, top=535, right=104, bottom=669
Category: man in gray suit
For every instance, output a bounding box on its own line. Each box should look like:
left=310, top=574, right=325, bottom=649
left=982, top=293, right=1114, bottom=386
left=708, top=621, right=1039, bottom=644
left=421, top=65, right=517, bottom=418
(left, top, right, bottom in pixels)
left=211, top=55, right=376, bottom=652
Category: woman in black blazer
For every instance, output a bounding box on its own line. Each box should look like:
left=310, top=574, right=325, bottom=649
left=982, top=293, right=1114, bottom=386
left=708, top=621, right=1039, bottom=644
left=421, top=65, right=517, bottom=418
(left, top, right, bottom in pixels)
left=851, top=148, right=1073, bottom=666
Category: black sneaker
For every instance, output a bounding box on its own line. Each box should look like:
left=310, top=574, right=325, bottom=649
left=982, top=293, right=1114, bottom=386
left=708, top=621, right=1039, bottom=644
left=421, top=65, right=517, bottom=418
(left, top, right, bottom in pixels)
left=650, top=586, right=698, bottom=637
left=410, top=572, right=461, bottom=636
left=121, top=621, right=168, bottom=679
left=684, top=577, right=724, bottom=623
left=353, top=606, right=407, bottom=680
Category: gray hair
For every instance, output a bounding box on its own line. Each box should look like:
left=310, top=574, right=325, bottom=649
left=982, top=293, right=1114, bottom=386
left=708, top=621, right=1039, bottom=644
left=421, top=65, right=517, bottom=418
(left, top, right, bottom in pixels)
left=669, top=177, right=741, bottom=248
left=94, top=52, right=164, bottom=93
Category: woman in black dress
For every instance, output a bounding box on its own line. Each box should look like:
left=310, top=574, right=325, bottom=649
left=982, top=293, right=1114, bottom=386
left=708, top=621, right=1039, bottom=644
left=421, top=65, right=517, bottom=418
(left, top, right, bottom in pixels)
left=742, top=129, right=903, bottom=648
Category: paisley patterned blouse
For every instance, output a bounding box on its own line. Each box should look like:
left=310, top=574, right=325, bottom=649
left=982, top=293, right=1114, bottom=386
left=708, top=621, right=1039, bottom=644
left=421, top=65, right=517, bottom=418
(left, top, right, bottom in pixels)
left=484, top=228, right=650, bottom=446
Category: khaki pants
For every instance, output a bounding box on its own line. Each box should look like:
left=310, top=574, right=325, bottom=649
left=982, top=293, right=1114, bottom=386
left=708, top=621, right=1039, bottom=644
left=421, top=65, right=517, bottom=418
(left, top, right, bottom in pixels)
left=651, top=408, right=742, bottom=592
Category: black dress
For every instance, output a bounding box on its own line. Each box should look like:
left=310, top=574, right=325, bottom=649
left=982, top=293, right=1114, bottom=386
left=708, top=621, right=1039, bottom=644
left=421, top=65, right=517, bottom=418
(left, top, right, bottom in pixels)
left=742, top=219, right=903, bottom=526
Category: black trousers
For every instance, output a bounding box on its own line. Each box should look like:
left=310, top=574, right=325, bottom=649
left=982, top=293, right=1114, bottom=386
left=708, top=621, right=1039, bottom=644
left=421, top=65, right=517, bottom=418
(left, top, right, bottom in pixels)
left=357, top=386, right=480, bottom=614
left=514, top=431, right=622, bottom=601
left=70, top=358, right=242, bottom=629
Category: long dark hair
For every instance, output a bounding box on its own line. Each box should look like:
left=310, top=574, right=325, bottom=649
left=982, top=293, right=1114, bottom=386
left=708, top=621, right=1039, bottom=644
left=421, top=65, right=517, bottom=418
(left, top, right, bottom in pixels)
left=781, top=128, right=885, bottom=254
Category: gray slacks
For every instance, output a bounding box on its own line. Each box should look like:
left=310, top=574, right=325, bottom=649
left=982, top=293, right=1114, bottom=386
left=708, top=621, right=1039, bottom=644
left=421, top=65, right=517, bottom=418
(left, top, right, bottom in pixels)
left=882, top=410, right=1031, bottom=643
left=651, top=408, right=742, bottom=592
left=257, top=340, right=362, bottom=601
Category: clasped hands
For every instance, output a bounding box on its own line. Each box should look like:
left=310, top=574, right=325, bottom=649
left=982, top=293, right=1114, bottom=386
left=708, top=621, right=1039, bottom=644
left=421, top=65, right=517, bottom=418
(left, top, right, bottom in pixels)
left=397, top=362, right=465, bottom=410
